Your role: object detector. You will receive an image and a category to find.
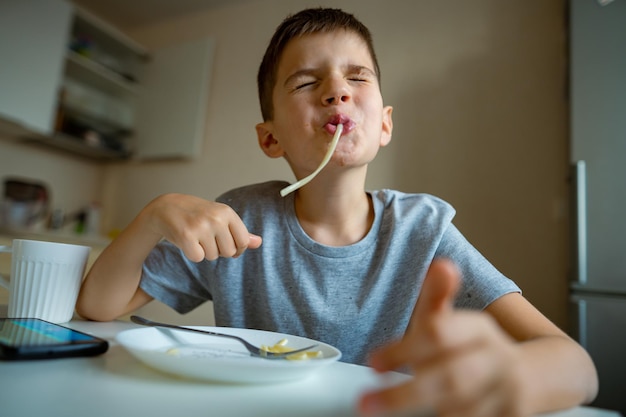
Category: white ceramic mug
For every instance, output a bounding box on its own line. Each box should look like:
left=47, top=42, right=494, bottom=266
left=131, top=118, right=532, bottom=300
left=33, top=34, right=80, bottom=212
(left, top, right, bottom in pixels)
left=0, top=239, right=90, bottom=323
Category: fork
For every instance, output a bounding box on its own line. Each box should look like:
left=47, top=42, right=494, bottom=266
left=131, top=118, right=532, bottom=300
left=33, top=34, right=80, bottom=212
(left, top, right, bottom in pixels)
left=130, top=315, right=318, bottom=360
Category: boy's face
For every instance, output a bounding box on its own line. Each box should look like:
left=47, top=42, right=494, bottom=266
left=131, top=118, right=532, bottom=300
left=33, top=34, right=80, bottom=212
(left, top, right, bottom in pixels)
left=256, top=30, right=393, bottom=180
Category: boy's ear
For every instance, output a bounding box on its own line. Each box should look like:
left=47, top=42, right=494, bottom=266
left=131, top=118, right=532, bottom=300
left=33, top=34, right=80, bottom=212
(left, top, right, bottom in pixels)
left=380, top=105, right=393, bottom=147
left=256, top=122, right=284, bottom=158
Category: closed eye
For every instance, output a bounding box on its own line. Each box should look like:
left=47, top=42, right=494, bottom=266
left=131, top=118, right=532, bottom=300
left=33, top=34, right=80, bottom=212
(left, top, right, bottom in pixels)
left=346, top=65, right=377, bottom=84
left=295, top=81, right=317, bottom=90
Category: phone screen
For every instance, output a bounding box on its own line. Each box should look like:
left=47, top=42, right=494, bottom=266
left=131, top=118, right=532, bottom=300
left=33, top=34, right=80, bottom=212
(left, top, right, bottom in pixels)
left=0, top=318, right=109, bottom=360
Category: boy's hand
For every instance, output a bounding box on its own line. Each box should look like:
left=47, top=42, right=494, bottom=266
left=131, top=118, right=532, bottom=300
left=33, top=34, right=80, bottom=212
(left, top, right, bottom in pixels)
left=143, top=193, right=262, bottom=262
left=358, top=259, right=526, bottom=417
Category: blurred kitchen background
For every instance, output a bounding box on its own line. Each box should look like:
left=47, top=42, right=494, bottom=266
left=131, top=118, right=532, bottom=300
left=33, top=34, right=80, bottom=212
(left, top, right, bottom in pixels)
left=0, top=0, right=624, bottom=412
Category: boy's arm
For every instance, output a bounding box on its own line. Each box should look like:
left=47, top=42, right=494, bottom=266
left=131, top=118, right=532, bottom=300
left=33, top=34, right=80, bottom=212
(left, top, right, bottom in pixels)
left=75, top=209, right=161, bottom=321
left=75, top=193, right=261, bottom=322
left=484, top=291, right=598, bottom=412
left=359, top=259, right=598, bottom=417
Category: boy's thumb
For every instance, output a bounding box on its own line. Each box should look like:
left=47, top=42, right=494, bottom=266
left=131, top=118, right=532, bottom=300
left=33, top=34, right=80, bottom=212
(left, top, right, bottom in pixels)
left=248, top=234, right=263, bottom=249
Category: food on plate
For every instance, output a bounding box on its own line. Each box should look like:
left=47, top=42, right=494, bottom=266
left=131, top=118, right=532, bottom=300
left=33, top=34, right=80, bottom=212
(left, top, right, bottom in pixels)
left=261, top=338, right=323, bottom=360
left=164, top=339, right=322, bottom=361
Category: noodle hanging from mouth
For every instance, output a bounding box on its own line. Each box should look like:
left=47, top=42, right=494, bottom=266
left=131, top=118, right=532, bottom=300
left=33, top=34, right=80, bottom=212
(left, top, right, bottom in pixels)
left=280, top=123, right=344, bottom=197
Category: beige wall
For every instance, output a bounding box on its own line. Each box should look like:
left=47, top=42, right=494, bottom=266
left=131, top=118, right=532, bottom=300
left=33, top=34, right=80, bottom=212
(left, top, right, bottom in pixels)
left=0, top=0, right=570, bottom=328
left=0, top=139, right=105, bottom=219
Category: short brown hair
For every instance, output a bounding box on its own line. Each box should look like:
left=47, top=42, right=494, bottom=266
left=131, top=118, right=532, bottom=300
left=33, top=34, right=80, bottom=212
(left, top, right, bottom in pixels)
left=257, top=8, right=381, bottom=121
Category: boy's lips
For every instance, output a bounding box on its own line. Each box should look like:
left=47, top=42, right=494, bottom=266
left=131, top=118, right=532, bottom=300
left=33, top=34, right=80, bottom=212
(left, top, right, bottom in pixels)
left=324, top=115, right=355, bottom=135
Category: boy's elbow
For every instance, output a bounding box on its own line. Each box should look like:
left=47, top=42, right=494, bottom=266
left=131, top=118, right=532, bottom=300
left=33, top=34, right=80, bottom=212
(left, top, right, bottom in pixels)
left=567, top=340, right=599, bottom=406
left=75, top=285, right=150, bottom=322
left=74, top=304, right=105, bottom=322
left=75, top=294, right=118, bottom=322
left=582, top=350, right=599, bottom=405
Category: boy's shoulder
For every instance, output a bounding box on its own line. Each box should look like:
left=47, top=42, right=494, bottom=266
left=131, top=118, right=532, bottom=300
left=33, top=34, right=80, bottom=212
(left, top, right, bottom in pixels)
left=371, top=188, right=454, bottom=211
left=371, top=189, right=457, bottom=225
left=217, top=181, right=288, bottom=204
left=369, top=190, right=457, bottom=238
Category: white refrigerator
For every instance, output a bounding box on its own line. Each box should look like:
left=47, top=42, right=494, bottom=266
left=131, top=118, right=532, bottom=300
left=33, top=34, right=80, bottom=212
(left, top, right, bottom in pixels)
left=569, top=0, right=626, bottom=414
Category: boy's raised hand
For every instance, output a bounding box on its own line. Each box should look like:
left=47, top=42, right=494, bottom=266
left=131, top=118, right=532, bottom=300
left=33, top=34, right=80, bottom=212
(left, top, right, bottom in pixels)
left=144, top=193, right=262, bottom=262
left=359, top=259, right=526, bottom=417
left=76, top=193, right=262, bottom=322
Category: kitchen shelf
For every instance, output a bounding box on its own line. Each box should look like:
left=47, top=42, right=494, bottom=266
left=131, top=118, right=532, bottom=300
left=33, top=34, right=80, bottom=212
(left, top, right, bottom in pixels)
left=61, top=103, right=132, bottom=133
left=22, top=132, right=131, bottom=161
left=73, top=7, right=147, bottom=61
left=65, top=51, right=139, bottom=97
left=0, top=0, right=212, bottom=161
left=53, top=6, right=142, bottom=160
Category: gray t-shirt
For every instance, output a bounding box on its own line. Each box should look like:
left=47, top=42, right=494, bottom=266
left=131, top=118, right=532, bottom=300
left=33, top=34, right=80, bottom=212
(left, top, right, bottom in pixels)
left=140, top=181, right=520, bottom=365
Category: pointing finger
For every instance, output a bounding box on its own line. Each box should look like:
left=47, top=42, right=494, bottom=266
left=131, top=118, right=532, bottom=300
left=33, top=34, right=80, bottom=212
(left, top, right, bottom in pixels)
left=369, top=258, right=461, bottom=372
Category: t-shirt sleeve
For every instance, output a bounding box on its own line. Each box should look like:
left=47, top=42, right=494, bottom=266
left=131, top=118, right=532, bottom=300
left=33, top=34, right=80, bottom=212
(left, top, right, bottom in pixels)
left=140, top=240, right=212, bottom=314
left=435, top=223, right=521, bottom=310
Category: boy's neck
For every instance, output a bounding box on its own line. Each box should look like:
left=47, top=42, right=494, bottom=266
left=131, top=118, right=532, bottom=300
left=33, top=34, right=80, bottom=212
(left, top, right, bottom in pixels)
left=293, top=179, right=374, bottom=247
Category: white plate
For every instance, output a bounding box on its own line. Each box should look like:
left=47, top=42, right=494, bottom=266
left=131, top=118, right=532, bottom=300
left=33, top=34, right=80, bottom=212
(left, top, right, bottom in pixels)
left=116, top=326, right=341, bottom=384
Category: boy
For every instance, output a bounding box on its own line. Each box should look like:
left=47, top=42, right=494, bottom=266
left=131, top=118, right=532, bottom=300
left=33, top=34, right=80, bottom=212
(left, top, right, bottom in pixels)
left=76, top=8, right=597, bottom=417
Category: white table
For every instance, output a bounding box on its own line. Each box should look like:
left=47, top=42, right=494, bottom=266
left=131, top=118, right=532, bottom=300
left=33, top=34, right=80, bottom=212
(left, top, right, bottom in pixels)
left=0, top=316, right=621, bottom=417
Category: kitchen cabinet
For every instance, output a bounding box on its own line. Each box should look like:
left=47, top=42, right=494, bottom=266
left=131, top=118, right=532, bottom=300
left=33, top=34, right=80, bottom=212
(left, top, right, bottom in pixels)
left=0, top=0, right=214, bottom=160
left=0, top=0, right=72, bottom=136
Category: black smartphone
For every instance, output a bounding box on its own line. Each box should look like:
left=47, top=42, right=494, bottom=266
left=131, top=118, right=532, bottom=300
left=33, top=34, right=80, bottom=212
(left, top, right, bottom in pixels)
left=0, top=318, right=109, bottom=360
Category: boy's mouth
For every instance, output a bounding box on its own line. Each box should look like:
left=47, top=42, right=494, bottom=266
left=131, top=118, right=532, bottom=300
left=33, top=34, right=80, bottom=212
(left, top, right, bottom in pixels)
left=325, top=114, right=354, bottom=134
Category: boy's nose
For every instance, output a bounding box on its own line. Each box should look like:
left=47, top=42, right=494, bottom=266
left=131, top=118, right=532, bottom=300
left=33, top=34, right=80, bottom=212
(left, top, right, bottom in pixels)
left=322, top=78, right=351, bottom=105
left=324, top=94, right=349, bottom=105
